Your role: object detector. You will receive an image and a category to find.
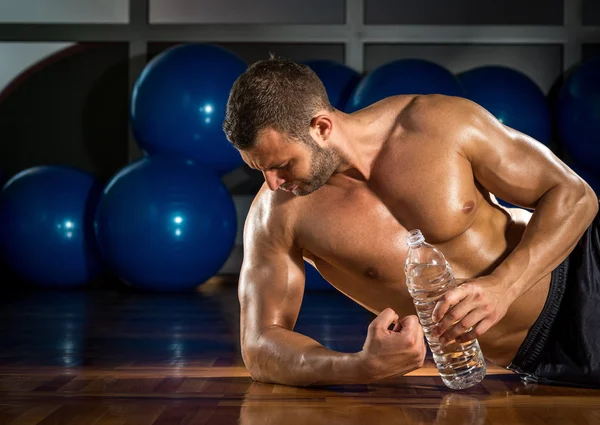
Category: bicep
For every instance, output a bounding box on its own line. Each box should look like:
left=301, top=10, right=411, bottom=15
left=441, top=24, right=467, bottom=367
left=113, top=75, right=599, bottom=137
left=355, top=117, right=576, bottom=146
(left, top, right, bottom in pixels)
left=459, top=101, right=581, bottom=209
left=238, top=224, right=306, bottom=346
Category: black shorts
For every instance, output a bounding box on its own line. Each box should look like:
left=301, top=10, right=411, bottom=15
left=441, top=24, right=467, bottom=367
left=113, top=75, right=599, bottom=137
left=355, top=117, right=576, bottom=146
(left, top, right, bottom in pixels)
left=507, top=204, right=600, bottom=389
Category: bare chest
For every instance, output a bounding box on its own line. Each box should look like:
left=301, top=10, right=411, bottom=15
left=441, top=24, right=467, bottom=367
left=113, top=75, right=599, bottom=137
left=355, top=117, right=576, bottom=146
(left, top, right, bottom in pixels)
left=368, top=134, right=482, bottom=244
left=296, top=176, right=480, bottom=286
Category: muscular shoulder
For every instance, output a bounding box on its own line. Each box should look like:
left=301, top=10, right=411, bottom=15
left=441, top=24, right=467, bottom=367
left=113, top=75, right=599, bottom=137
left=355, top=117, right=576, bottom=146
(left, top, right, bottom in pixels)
left=399, top=94, right=502, bottom=152
left=243, top=183, right=303, bottom=251
left=401, top=94, right=492, bottom=135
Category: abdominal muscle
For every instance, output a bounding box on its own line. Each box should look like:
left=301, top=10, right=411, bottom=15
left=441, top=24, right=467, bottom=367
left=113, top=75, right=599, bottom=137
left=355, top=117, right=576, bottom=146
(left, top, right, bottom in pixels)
left=476, top=206, right=552, bottom=366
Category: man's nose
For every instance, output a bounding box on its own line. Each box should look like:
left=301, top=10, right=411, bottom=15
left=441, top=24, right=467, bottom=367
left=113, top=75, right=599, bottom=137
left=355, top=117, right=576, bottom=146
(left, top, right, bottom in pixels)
left=263, top=170, right=285, bottom=191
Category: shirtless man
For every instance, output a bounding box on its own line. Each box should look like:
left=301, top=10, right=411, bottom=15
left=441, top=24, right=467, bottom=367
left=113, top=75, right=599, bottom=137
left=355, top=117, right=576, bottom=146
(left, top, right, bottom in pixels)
left=222, top=58, right=600, bottom=389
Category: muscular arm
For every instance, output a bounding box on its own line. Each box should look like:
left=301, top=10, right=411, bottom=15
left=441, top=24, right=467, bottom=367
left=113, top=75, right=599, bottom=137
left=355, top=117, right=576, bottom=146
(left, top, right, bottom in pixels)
left=239, top=198, right=369, bottom=386
left=456, top=96, right=598, bottom=301
left=426, top=95, right=598, bottom=343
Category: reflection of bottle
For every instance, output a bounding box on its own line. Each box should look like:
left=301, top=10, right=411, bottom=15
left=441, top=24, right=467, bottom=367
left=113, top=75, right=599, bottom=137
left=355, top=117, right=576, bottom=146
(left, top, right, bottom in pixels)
left=404, top=229, right=486, bottom=390
left=434, top=394, right=487, bottom=425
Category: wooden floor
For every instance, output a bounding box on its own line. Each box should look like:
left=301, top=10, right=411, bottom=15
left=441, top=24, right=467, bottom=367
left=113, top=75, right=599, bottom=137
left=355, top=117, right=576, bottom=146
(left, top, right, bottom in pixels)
left=0, top=276, right=599, bottom=425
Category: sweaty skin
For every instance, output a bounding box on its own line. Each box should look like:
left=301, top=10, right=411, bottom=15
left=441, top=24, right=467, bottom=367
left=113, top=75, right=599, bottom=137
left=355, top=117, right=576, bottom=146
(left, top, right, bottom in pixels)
left=237, top=94, right=598, bottom=387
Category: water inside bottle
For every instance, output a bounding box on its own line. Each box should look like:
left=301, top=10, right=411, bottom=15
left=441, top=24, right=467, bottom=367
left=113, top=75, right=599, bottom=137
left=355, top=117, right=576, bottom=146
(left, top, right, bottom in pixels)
left=405, top=263, right=486, bottom=390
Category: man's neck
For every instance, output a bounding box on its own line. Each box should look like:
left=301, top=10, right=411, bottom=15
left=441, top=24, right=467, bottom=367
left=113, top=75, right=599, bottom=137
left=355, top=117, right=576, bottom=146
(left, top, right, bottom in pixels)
left=334, top=108, right=399, bottom=180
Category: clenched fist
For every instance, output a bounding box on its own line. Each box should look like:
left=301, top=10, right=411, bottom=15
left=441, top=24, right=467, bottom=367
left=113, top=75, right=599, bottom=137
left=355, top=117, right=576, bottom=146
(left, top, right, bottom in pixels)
left=359, top=308, right=427, bottom=381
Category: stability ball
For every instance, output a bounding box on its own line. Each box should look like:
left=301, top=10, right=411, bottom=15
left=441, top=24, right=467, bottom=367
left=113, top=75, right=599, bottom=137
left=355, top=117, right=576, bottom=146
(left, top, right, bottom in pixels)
left=556, top=57, right=600, bottom=170
left=347, top=59, right=465, bottom=112
left=303, top=60, right=361, bottom=112
left=130, top=44, right=247, bottom=176
left=0, top=166, right=104, bottom=287
left=458, top=66, right=552, bottom=146
left=94, top=156, right=237, bottom=292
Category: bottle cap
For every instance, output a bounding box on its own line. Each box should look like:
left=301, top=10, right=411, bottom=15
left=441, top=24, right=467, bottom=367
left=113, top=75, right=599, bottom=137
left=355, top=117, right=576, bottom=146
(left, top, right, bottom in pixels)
left=406, top=229, right=425, bottom=247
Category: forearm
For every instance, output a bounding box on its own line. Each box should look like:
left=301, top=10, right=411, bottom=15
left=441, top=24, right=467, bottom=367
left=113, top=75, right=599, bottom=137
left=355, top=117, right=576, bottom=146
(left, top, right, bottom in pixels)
left=244, top=326, right=373, bottom=386
left=493, top=181, right=598, bottom=300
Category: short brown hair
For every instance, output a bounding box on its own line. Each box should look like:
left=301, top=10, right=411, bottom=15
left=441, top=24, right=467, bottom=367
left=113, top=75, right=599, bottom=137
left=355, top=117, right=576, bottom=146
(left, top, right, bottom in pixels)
left=222, top=56, right=332, bottom=150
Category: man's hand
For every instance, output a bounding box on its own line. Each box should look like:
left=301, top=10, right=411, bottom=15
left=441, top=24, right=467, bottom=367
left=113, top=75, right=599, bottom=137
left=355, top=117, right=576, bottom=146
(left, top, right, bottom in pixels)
left=359, top=308, right=427, bottom=380
left=431, top=275, right=511, bottom=345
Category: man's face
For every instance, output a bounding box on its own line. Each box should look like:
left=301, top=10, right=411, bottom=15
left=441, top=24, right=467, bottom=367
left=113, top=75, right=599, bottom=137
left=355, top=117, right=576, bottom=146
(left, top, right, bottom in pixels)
left=241, top=129, right=342, bottom=196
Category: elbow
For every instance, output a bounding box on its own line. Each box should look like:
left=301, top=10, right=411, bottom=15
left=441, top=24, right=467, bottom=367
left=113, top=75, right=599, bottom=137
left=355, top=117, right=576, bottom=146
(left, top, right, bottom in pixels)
left=578, top=178, right=599, bottom=220
left=586, top=184, right=599, bottom=214
left=241, top=341, right=268, bottom=382
left=588, top=193, right=600, bottom=220
left=241, top=338, right=282, bottom=384
left=241, top=340, right=316, bottom=387
left=568, top=175, right=599, bottom=224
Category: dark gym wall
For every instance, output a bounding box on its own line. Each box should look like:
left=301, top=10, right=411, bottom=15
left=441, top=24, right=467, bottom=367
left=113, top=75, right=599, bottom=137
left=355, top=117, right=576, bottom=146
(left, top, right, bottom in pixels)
left=1, top=1, right=593, bottom=185
left=148, top=0, right=345, bottom=24
left=365, top=0, right=563, bottom=25
left=583, top=44, right=600, bottom=61
left=0, top=43, right=129, bottom=182
left=149, top=0, right=567, bottom=26
left=583, top=0, right=600, bottom=26
left=0, top=1, right=597, bottom=277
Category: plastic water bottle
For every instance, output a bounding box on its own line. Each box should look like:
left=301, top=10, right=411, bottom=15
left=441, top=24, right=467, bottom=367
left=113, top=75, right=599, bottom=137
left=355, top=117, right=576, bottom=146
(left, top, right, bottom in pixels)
left=404, top=229, right=486, bottom=390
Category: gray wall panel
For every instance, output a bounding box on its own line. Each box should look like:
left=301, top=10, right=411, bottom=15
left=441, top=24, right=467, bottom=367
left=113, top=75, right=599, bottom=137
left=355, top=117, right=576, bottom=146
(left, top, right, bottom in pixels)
left=365, top=0, right=563, bottom=25
left=0, top=0, right=128, bottom=23
left=150, top=0, right=345, bottom=24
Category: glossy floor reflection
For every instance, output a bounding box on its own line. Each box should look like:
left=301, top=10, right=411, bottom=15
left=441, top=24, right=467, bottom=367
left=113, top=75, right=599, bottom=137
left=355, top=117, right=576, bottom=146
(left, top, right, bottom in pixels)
left=0, top=276, right=599, bottom=424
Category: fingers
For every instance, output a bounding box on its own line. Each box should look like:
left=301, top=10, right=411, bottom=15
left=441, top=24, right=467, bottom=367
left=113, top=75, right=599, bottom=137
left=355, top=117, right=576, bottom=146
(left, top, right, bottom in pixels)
left=437, top=310, right=484, bottom=345
left=391, top=315, right=422, bottom=336
left=396, top=316, right=426, bottom=364
left=397, top=316, right=425, bottom=345
left=397, top=314, right=420, bottom=330
left=371, top=308, right=399, bottom=331
left=455, top=319, right=494, bottom=344
left=432, top=285, right=470, bottom=323
left=433, top=300, right=474, bottom=338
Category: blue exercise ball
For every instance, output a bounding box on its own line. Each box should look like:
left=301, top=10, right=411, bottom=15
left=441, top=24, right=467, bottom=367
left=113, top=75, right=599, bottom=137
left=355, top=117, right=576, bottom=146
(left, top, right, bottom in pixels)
left=303, top=60, right=361, bottom=112
left=347, top=59, right=465, bottom=112
left=458, top=66, right=552, bottom=146
left=556, top=57, right=600, bottom=170
left=130, top=44, right=247, bottom=176
left=94, top=156, right=237, bottom=292
left=0, top=166, right=104, bottom=287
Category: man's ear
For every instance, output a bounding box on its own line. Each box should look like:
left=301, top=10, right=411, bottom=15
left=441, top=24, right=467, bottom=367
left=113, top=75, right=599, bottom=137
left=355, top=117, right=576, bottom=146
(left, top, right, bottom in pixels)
left=309, top=114, right=333, bottom=146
